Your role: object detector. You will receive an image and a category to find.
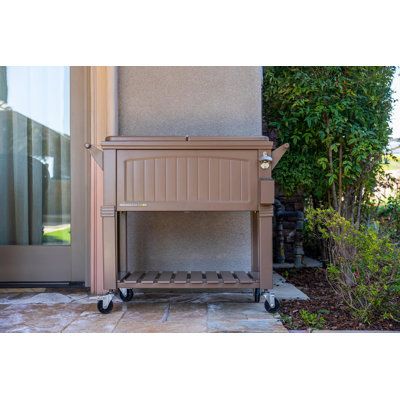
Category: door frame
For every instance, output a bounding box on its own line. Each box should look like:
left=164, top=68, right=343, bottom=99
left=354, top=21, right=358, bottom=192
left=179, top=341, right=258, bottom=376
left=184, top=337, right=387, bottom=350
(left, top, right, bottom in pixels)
left=0, top=67, right=90, bottom=285
left=71, top=66, right=91, bottom=284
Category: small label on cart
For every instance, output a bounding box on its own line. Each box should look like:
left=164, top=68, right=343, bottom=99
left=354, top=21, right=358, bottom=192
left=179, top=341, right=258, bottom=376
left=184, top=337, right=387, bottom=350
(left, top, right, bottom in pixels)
left=119, top=202, right=148, bottom=207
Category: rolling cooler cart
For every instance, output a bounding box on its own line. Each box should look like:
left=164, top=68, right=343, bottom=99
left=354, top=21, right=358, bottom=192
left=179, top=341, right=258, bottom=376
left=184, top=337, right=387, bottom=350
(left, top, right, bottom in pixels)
left=86, top=136, right=288, bottom=314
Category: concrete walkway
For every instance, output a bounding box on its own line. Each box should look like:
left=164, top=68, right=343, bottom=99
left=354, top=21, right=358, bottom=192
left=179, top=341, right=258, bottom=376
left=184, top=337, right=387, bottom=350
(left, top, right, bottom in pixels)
left=0, top=273, right=306, bottom=333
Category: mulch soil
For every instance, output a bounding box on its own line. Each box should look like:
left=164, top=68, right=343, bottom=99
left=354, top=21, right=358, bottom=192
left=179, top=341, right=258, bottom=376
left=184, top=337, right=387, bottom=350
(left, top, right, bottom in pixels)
left=279, top=267, right=400, bottom=331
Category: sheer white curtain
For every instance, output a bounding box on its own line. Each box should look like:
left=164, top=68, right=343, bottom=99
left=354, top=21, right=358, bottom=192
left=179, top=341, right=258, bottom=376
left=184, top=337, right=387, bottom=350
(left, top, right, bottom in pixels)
left=0, top=66, right=70, bottom=245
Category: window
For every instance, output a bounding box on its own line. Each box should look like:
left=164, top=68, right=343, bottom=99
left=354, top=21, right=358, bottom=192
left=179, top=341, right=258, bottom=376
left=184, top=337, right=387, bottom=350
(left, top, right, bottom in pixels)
left=0, top=67, right=71, bottom=245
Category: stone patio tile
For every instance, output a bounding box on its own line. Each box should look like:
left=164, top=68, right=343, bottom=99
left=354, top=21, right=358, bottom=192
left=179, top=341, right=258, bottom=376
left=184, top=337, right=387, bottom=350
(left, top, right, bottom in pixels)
left=0, top=292, right=73, bottom=305
left=0, top=286, right=299, bottom=332
left=65, top=292, right=92, bottom=302
left=158, top=303, right=207, bottom=332
left=0, top=303, right=85, bottom=333
left=273, top=273, right=309, bottom=301
left=0, top=293, right=22, bottom=303
left=132, top=290, right=255, bottom=304
left=63, top=308, right=125, bottom=333
left=0, top=288, right=46, bottom=294
left=207, top=318, right=286, bottom=333
left=208, top=302, right=269, bottom=320
left=113, top=303, right=168, bottom=333
left=207, top=303, right=287, bottom=333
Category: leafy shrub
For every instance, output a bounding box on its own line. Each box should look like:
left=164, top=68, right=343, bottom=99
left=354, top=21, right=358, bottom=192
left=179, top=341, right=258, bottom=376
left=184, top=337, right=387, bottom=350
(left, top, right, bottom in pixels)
left=376, top=194, right=400, bottom=243
left=306, top=208, right=400, bottom=325
left=263, top=67, right=395, bottom=224
left=299, top=310, right=326, bottom=330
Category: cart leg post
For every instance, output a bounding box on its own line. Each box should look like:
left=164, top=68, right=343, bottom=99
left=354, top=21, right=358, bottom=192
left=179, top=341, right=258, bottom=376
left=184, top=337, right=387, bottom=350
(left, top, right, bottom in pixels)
left=258, top=205, right=273, bottom=290
left=251, top=211, right=259, bottom=274
left=118, top=211, right=128, bottom=273
left=101, top=205, right=118, bottom=290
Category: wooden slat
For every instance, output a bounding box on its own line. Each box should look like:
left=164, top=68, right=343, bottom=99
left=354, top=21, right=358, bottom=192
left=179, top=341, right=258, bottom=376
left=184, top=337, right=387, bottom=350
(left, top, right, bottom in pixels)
left=241, top=160, right=249, bottom=201
left=155, top=158, right=166, bottom=201
left=166, top=158, right=177, bottom=201
left=176, top=157, right=187, bottom=201
left=206, top=271, right=219, bottom=283
left=249, top=271, right=260, bottom=281
left=198, top=158, right=209, bottom=201
left=133, top=159, right=145, bottom=201
left=220, top=271, right=237, bottom=284
left=117, top=271, right=130, bottom=283
left=187, top=157, right=198, bottom=201
left=205, top=271, right=219, bottom=284
left=230, top=160, right=242, bottom=201
left=234, top=271, right=253, bottom=284
left=219, top=159, right=230, bottom=201
left=158, top=271, right=173, bottom=284
left=144, top=159, right=155, bottom=201
left=190, top=271, right=203, bottom=283
left=141, top=271, right=159, bottom=284
left=119, top=281, right=260, bottom=289
left=209, top=159, right=220, bottom=201
left=124, top=271, right=144, bottom=283
left=174, top=271, right=188, bottom=284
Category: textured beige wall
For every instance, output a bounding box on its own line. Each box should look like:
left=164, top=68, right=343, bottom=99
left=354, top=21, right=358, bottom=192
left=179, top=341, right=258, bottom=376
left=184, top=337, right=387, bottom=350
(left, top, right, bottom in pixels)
left=119, top=66, right=261, bottom=136
left=118, top=66, right=262, bottom=271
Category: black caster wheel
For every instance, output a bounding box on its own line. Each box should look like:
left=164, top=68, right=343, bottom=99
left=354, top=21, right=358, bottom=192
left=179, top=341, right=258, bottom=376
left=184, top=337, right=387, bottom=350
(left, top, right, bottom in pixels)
left=97, top=299, right=113, bottom=314
left=119, top=288, right=134, bottom=302
left=264, top=298, right=280, bottom=313
left=254, top=288, right=261, bottom=303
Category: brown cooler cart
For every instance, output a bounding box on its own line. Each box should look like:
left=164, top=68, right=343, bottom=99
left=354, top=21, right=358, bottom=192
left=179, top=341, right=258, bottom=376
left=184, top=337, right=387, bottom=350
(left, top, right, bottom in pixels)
left=86, top=136, right=288, bottom=314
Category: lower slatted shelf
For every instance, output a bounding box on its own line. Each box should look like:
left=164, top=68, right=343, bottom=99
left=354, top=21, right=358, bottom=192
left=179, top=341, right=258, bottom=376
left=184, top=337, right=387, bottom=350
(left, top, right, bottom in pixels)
left=118, top=270, right=260, bottom=289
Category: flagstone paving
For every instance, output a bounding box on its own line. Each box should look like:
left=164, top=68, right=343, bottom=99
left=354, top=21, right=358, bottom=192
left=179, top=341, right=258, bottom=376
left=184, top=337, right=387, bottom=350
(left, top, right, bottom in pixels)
left=0, top=291, right=287, bottom=333
left=0, top=273, right=307, bottom=333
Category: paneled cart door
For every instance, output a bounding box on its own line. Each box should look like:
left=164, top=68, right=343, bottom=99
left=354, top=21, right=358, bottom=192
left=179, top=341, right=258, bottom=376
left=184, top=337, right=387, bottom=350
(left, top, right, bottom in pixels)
left=0, top=67, right=89, bottom=285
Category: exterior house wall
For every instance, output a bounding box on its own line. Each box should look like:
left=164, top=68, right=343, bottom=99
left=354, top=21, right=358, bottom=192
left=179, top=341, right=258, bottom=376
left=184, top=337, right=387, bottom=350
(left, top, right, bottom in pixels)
left=118, top=66, right=262, bottom=271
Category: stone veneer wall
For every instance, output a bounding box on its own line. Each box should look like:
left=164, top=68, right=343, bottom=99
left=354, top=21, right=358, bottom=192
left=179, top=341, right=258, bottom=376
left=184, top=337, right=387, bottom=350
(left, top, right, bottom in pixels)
left=263, top=121, right=305, bottom=264
left=118, top=66, right=262, bottom=271
left=274, top=192, right=305, bottom=263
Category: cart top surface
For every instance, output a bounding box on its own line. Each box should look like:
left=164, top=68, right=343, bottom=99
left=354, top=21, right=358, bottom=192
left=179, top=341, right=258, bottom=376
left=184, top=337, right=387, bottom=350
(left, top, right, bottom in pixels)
left=101, top=135, right=274, bottom=150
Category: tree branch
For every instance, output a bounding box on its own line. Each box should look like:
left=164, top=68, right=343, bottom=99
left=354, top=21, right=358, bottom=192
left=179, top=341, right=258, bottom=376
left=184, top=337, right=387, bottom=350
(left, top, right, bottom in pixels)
left=328, top=144, right=338, bottom=211
left=338, top=141, right=343, bottom=215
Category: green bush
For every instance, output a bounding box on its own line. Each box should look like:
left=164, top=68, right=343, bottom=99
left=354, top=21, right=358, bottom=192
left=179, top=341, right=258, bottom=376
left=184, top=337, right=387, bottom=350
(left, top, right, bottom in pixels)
left=263, top=67, right=395, bottom=223
left=306, top=208, right=400, bottom=325
left=376, top=194, right=400, bottom=243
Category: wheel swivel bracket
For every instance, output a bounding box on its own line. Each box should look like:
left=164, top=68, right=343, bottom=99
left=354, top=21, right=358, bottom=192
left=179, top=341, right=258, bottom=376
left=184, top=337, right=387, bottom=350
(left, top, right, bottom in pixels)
left=262, top=291, right=276, bottom=309
left=99, top=292, right=114, bottom=309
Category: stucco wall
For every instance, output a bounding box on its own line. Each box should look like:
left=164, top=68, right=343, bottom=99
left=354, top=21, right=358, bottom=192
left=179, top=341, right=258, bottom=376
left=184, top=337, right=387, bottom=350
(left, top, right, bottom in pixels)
left=118, top=66, right=262, bottom=271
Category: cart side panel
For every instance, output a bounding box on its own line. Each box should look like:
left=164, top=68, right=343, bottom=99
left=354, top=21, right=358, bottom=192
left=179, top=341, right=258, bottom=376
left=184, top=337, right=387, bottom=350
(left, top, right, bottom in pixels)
left=116, top=149, right=259, bottom=211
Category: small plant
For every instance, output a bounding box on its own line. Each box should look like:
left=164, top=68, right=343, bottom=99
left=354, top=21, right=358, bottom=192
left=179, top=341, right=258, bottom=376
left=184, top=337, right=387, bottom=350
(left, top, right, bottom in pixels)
left=281, top=270, right=290, bottom=280
left=299, top=310, right=326, bottom=330
left=307, top=207, right=400, bottom=325
left=279, top=313, right=297, bottom=329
